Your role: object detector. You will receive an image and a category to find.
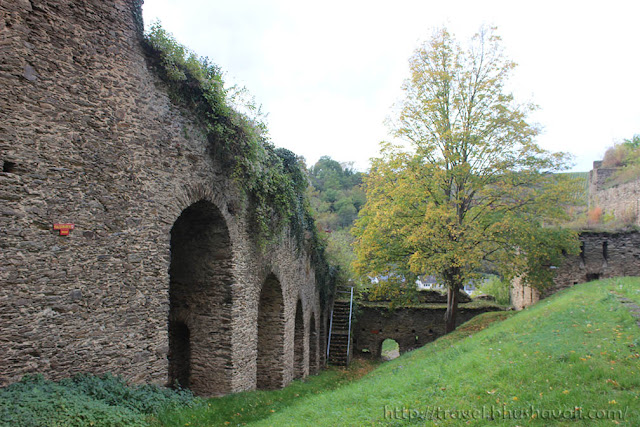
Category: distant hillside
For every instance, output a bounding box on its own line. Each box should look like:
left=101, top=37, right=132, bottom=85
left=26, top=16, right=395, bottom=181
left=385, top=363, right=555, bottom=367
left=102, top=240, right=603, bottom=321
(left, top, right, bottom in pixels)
left=306, top=156, right=366, bottom=284
left=560, top=171, right=590, bottom=206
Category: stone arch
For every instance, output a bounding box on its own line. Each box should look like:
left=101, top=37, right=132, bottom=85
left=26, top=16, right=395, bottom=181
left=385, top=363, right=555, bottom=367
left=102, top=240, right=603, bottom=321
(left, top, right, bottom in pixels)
left=309, top=312, right=318, bottom=375
left=293, top=299, right=305, bottom=379
left=168, top=200, right=233, bottom=396
left=257, top=273, right=286, bottom=389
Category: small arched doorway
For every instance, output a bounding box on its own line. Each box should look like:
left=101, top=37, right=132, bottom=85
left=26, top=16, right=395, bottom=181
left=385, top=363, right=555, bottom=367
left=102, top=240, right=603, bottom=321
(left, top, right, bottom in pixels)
left=380, top=338, right=400, bottom=361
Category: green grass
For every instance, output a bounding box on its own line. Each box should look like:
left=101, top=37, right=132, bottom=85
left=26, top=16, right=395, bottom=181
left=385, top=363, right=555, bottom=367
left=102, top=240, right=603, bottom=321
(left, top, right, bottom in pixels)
left=149, top=360, right=379, bottom=426
left=613, top=279, right=640, bottom=305
left=152, top=311, right=512, bottom=426
left=237, top=277, right=639, bottom=426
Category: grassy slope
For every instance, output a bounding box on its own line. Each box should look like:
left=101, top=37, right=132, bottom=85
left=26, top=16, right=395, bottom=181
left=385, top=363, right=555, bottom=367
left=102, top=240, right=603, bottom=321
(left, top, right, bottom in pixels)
left=246, top=278, right=640, bottom=426
left=150, top=360, right=380, bottom=426
left=152, top=312, right=511, bottom=426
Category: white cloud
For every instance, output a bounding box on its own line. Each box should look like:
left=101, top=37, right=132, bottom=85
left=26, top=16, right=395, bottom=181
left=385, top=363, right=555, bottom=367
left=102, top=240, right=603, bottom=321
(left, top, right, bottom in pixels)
left=143, top=0, right=640, bottom=172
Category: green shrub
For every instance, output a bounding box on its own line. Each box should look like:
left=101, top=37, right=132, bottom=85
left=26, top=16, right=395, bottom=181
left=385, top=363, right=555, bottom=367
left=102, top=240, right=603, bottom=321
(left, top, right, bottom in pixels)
left=0, top=373, right=197, bottom=427
left=602, top=134, right=640, bottom=187
left=58, top=373, right=195, bottom=414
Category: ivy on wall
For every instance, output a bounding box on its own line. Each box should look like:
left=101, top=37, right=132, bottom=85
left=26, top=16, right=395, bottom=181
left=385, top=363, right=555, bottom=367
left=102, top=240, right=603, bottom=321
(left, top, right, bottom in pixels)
left=142, top=23, right=335, bottom=304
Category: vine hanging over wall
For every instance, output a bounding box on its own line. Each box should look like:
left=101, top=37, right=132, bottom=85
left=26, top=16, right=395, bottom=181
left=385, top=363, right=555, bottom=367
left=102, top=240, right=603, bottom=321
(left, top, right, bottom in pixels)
left=143, top=23, right=297, bottom=240
left=142, top=23, right=335, bottom=304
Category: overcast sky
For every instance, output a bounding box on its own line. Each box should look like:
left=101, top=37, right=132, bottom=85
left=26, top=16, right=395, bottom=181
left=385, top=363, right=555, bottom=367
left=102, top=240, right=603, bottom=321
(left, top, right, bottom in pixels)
left=142, top=0, right=640, bottom=172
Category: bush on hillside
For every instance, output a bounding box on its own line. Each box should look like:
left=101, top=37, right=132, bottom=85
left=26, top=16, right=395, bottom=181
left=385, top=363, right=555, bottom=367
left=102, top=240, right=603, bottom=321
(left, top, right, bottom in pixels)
left=601, top=134, right=640, bottom=186
left=476, top=276, right=511, bottom=306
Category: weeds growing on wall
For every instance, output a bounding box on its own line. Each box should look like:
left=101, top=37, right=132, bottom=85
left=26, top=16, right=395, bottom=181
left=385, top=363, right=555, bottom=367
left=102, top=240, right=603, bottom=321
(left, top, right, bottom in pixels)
left=143, top=22, right=290, bottom=237
left=142, top=23, right=335, bottom=304
left=602, top=134, right=640, bottom=187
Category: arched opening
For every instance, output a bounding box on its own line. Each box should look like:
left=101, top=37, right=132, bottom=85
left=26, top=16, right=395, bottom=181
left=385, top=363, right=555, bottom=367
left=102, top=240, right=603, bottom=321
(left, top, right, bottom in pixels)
left=293, top=299, right=305, bottom=379
left=309, top=313, right=318, bottom=375
left=169, top=200, right=233, bottom=396
left=257, top=274, right=285, bottom=389
left=380, top=338, right=400, bottom=361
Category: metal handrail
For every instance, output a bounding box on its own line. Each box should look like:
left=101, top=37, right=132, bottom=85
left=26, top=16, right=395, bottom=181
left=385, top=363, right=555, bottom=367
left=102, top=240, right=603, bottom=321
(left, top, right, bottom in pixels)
left=346, top=286, right=354, bottom=364
left=326, top=307, right=333, bottom=361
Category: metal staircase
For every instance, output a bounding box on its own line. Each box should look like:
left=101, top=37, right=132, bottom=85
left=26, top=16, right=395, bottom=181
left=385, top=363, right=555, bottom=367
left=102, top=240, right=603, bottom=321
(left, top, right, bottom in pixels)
left=326, top=287, right=354, bottom=366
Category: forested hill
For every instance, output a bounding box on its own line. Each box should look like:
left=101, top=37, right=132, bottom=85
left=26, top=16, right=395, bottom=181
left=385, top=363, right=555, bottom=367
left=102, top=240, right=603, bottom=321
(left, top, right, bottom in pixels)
left=307, top=156, right=366, bottom=232
left=306, top=156, right=366, bottom=280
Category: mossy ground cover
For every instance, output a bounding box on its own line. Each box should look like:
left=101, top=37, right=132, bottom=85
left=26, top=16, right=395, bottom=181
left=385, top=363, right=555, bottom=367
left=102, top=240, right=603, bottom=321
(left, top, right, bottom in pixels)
left=0, top=373, right=195, bottom=427
left=149, top=360, right=379, bottom=427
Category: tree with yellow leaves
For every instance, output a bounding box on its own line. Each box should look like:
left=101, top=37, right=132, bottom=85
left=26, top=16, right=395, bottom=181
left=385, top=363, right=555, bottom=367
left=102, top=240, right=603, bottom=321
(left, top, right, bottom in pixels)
left=352, top=27, right=579, bottom=332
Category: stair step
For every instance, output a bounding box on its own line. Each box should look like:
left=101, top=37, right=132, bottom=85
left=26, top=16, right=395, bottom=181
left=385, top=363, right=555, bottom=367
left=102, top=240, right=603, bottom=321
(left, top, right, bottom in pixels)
left=327, top=292, right=354, bottom=367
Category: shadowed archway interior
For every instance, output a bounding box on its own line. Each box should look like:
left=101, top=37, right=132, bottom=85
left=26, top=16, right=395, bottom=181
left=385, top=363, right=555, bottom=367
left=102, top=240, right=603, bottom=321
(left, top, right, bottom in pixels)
left=257, top=273, right=286, bottom=389
left=293, top=299, right=305, bottom=379
left=309, top=313, right=318, bottom=375
left=168, top=200, right=233, bottom=396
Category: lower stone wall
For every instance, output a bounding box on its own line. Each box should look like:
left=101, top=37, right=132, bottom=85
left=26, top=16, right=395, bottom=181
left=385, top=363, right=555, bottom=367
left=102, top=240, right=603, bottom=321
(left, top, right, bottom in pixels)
left=510, top=277, right=540, bottom=311
left=590, top=178, right=640, bottom=226
left=511, top=231, right=640, bottom=309
left=353, top=304, right=503, bottom=359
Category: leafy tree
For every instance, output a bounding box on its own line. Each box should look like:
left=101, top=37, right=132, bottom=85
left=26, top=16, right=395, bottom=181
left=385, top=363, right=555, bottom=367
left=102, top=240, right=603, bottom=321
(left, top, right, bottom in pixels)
left=307, top=156, right=364, bottom=232
left=307, top=156, right=365, bottom=285
left=335, top=198, right=358, bottom=227
left=352, top=27, right=579, bottom=332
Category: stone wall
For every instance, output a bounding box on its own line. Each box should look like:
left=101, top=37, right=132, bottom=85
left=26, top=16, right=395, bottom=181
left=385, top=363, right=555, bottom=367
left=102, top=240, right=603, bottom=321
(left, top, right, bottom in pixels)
left=353, top=303, right=502, bottom=359
left=510, top=277, right=540, bottom=311
left=0, top=0, right=329, bottom=396
left=589, top=162, right=640, bottom=226
left=511, top=231, right=640, bottom=309
left=512, top=158, right=640, bottom=310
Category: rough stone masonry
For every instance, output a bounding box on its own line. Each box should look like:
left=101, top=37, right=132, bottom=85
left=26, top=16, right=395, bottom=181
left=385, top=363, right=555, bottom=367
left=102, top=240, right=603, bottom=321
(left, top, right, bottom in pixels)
left=353, top=303, right=502, bottom=360
left=0, top=0, right=329, bottom=396
left=510, top=158, right=640, bottom=309
left=511, top=231, right=640, bottom=310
